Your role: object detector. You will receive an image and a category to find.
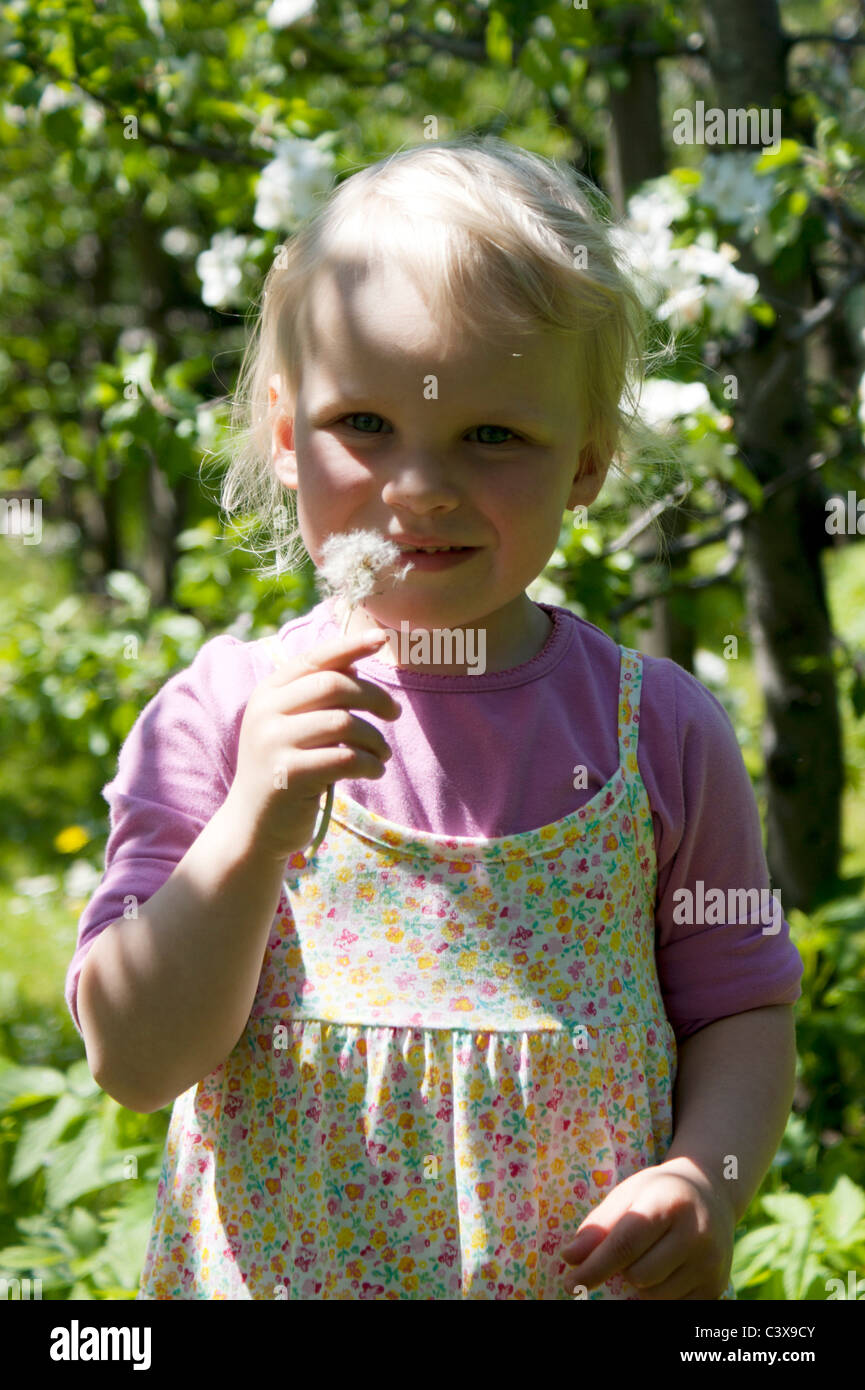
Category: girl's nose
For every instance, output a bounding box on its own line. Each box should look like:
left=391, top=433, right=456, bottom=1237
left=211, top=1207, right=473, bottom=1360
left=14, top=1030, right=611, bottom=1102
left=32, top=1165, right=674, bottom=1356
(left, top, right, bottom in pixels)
left=380, top=455, right=461, bottom=511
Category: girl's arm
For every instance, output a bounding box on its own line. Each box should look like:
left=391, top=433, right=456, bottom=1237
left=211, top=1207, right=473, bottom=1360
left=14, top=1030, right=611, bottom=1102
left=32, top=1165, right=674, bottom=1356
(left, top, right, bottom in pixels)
left=77, top=797, right=287, bottom=1113
left=662, top=1003, right=798, bottom=1222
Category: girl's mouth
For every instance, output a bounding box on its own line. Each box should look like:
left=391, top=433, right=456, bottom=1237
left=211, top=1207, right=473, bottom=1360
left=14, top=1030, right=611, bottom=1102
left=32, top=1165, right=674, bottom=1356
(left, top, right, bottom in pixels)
left=397, top=545, right=478, bottom=570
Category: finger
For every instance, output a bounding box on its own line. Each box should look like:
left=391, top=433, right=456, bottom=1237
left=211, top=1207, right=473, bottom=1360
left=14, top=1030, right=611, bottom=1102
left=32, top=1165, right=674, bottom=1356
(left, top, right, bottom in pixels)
left=285, top=708, right=394, bottom=762
left=564, top=1208, right=671, bottom=1292
left=620, top=1228, right=690, bottom=1293
left=287, top=742, right=391, bottom=797
left=267, top=630, right=391, bottom=685
left=630, top=1263, right=700, bottom=1301
left=560, top=1224, right=606, bottom=1267
left=273, top=667, right=402, bottom=722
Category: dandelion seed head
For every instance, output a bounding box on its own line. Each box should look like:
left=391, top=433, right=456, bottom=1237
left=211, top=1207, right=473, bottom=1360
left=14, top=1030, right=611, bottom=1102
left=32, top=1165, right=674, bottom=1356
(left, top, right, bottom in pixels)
left=315, top=528, right=413, bottom=617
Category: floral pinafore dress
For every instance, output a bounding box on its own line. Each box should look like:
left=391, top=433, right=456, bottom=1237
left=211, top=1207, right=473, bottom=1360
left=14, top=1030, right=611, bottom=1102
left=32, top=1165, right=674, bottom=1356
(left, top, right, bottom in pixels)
left=137, top=640, right=736, bottom=1300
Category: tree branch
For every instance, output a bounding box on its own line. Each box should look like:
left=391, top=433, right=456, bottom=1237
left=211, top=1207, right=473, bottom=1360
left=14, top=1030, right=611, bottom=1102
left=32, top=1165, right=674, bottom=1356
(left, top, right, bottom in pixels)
left=598, top=449, right=836, bottom=570
left=786, top=266, right=865, bottom=343
left=377, top=23, right=865, bottom=68
left=606, top=541, right=743, bottom=620
left=604, top=480, right=693, bottom=553
left=783, top=31, right=865, bottom=49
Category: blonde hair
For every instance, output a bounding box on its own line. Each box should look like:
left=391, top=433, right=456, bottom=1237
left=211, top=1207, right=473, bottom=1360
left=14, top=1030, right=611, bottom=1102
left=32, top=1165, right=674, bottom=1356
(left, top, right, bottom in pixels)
left=207, top=133, right=679, bottom=581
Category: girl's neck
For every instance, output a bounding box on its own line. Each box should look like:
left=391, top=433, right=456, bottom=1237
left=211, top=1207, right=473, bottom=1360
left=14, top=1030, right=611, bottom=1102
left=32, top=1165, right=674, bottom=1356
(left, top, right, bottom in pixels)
left=345, top=597, right=554, bottom=676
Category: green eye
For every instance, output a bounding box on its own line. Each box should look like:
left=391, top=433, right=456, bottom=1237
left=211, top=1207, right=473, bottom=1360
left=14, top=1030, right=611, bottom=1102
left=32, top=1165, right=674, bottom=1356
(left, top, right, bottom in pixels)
left=471, top=425, right=518, bottom=444
left=343, top=413, right=385, bottom=433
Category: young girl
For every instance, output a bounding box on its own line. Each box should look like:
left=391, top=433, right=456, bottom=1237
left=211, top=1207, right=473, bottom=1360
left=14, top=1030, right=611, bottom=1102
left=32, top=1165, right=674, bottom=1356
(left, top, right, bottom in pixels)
left=67, top=135, right=802, bottom=1300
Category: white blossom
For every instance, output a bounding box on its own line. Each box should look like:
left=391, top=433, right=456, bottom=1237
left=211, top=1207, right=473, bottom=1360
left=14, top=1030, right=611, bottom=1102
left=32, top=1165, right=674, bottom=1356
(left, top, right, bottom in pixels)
left=694, top=153, right=777, bottom=229
left=162, top=226, right=199, bottom=257
left=64, top=860, right=102, bottom=900
left=694, top=649, right=730, bottom=686
left=704, top=270, right=760, bottom=334
left=693, top=153, right=780, bottom=264
left=655, top=283, right=707, bottom=328
left=627, top=184, right=690, bottom=238
left=636, top=379, right=713, bottom=427
left=656, top=239, right=759, bottom=333
left=253, top=137, right=334, bottom=231
left=139, top=0, right=165, bottom=38
left=615, top=180, right=762, bottom=334
left=38, top=84, right=77, bottom=114
left=13, top=874, right=59, bottom=898
left=266, top=0, right=316, bottom=28
left=81, top=102, right=104, bottom=134
left=527, top=574, right=568, bottom=606
left=195, top=229, right=252, bottom=307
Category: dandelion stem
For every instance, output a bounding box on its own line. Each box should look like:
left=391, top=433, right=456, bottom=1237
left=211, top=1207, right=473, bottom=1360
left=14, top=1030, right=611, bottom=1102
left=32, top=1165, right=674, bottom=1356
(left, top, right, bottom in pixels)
left=297, top=528, right=412, bottom=862
left=304, top=604, right=352, bottom=855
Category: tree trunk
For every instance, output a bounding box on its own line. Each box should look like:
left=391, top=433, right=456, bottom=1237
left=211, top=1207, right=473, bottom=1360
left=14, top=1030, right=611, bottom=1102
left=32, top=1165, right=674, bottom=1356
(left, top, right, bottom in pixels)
left=699, top=0, right=843, bottom=909
left=142, top=454, right=184, bottom=607
left=129, top=203, right=191, bottom=604
left=605, top=53, right=665, bottom=216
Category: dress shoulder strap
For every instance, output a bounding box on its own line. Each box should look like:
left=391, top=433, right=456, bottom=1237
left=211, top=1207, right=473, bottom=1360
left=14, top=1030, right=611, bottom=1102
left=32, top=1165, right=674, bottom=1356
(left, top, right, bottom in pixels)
left=616, top=645, right=644, bottom=775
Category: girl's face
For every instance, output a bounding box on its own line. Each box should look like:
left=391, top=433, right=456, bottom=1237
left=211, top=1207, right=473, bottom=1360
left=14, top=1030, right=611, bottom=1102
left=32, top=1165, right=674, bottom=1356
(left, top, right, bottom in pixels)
left=272, top=260, right=608, bottom=668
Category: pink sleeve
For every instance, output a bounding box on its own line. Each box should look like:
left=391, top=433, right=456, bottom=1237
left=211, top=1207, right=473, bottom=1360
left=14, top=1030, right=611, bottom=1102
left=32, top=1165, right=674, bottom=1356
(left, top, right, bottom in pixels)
left=643, top=658, right=803, bottom=1042
left=64, top=632, right=255, bottom=1035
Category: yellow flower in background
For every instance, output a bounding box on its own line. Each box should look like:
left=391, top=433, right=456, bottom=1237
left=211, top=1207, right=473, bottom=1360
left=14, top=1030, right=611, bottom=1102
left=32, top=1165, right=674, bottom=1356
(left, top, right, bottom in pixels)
left=55, top=826, right=90, bottom=853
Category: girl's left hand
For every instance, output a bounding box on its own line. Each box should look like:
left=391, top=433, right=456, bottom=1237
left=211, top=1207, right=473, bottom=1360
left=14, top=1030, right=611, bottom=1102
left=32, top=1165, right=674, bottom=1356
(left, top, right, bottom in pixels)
left=560, top=1157, right=736, bottom=1300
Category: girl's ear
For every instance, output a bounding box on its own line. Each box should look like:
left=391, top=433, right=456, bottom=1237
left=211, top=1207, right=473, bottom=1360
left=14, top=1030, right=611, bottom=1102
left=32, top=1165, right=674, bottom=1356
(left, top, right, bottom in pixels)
left=568, top=441, right=608, bottom=509
left=270, top=373, right=298, bottom=488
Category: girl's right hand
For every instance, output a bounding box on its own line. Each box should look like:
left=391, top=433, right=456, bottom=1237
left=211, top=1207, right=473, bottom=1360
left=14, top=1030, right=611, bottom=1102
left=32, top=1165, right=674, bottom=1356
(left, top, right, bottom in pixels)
left=224, top=629, right=401, bottom=861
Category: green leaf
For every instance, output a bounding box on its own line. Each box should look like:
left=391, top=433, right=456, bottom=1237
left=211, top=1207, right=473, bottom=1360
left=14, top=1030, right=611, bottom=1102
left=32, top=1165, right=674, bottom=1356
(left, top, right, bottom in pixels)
left=97, top=1182, right=161, bottom=1288
left=0, top=1065, right=67, bottom=1113
left=105, top=570, right=151, bottom=618
left=42, top=108, right=80, bottom=148
left=749, top=300, right=776, bottom=327
left=831, top=145, right=853, bottom=172
left=518, top=36, right=554, bottom=87
left=783, top=1212, right=815, bottom=1299
left=669, top=166, right=703, bottom=188
left=109, top=700, right=141, bottom=740
left=44, top=1116, right=109, bottom=1210
left=754, top=139, right=801, bottom=172
left=799, top=1255, right=831, bottom=1300
left=9, top=76, right=43, bottom=107
left=0, top=1246, right=67, bottom=1270
left=761, top=1192, right=815, bottom=1226
left=717, top=451, right=764, bottom=511
left=822, top=1176, right=865, bottom=1244
left=731, top=1222, right=789, bottom=1284
left=66, top=1206, right=103, bottom=1258
left=10, top=1091, right=89, bottom=1184
left=485, top=11, right=513, bottom=67
left=65, top=1058, right=101, bottom=1101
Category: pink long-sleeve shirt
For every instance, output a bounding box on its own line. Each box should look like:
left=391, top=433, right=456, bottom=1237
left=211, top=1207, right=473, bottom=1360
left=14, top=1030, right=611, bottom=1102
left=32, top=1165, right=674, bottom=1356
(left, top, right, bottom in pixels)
left=65, top=599, right=803, bottom=1042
